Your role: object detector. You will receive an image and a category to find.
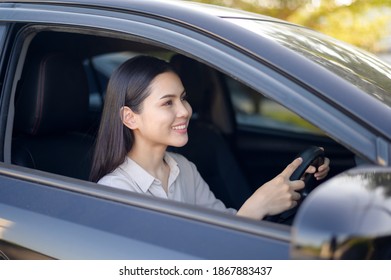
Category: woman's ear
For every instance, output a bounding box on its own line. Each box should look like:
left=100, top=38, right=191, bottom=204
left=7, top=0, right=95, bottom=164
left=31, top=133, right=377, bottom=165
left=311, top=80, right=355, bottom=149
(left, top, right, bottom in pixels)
left=120, top=106, right=138, bottom=130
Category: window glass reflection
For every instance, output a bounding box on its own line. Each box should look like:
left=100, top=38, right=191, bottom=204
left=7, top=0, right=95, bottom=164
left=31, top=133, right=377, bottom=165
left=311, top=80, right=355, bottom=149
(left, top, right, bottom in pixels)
left=229, top=19, right=391, bottom=107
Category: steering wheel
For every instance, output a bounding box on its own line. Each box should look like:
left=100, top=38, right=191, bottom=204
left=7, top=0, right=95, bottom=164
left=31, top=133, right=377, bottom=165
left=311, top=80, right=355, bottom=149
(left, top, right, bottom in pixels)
left=290, top=146, right=325, bottom=199
left=268, top=146, right=325, bottom=224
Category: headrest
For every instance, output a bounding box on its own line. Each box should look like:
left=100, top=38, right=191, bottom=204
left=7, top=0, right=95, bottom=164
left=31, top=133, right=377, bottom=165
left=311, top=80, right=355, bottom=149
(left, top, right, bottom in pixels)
left=14, top=52, right=89, bottom=135
left=170, top=54, right=211, bottom=120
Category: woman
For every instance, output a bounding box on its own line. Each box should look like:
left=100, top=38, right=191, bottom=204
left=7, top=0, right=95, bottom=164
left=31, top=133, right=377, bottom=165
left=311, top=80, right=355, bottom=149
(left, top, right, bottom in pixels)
left=90, top=55, right=330, bottom=220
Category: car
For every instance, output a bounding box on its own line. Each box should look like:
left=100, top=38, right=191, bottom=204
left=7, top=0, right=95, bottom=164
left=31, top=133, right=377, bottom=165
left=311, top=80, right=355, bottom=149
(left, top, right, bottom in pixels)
left=0, top=0, right=390, bottom=260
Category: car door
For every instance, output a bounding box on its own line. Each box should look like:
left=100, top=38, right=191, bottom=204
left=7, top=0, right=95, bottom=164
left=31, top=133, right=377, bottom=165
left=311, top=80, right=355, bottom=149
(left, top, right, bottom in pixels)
left=0, top=2, right=292, bottom=259
left=0, top=162, right=293, bottom=259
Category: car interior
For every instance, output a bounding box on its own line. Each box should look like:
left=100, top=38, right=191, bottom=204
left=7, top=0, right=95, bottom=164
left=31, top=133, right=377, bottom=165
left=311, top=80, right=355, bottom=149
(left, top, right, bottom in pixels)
left=9, top=29, right=357, bottom=215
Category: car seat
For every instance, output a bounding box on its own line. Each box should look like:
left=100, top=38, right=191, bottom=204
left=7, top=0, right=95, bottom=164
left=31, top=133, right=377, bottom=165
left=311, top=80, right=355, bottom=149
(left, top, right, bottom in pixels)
left=11, top=52, right=95, bottom=180
left=170, top=54, right=252, bottom=210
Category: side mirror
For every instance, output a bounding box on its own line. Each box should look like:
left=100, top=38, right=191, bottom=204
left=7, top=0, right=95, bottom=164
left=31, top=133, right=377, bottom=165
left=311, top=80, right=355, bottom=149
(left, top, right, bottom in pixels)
left=291, top=167, right=391, bottom=259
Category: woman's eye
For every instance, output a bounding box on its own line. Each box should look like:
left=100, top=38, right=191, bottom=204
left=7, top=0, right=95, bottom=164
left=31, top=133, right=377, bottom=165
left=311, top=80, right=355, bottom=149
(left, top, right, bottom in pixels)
left=164, top=100, right=173, bottom=106
left=181, top=95, right=187, bottom=101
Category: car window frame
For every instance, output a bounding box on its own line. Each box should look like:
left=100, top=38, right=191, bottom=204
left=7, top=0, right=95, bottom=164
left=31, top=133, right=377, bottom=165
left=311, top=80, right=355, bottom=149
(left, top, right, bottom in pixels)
left=0, top=23, right=7, bottom=161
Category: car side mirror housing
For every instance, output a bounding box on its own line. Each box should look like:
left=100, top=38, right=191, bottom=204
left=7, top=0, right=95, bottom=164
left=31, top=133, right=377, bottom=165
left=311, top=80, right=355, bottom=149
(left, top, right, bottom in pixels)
left=291, top=167, right=391, bottom=259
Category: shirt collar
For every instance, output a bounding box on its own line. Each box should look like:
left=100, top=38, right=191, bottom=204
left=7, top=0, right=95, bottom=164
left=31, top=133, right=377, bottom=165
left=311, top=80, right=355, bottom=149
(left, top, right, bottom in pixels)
left=121, top=152, right=179, bottom=193
left=165, top=152, right=180, bottom=186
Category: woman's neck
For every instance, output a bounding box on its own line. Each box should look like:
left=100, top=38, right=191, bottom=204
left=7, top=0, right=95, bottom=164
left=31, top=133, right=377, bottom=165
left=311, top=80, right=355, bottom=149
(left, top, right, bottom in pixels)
left=127, top=142, right=170, bottom=192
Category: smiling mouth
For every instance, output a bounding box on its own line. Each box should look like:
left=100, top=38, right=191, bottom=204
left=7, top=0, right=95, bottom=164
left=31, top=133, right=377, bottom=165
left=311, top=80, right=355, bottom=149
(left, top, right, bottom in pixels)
left=172, top=124, right=187, bottom=130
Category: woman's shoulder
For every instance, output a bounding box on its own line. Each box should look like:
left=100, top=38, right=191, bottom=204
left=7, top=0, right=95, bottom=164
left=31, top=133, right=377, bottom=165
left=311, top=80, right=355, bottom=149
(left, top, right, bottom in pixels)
left=97, top=158, right=145, bottom=192
left=97, top=158, right=130, bottom=185
left=97, top=171, right=130, bottom=190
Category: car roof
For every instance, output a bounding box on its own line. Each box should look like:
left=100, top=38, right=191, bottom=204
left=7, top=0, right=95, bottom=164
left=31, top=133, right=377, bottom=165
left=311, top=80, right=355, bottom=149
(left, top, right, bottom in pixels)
left=1, top=0, right=290, bottom=28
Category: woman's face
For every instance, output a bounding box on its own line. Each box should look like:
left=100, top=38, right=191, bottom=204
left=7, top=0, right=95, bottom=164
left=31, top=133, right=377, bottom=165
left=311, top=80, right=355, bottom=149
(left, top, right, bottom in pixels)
left=131, top=71, right=192, bottom=149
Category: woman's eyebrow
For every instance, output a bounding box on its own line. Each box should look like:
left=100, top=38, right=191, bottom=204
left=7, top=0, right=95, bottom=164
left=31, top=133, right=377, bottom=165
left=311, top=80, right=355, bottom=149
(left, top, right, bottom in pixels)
left=160, top=90, right=186, bottom=99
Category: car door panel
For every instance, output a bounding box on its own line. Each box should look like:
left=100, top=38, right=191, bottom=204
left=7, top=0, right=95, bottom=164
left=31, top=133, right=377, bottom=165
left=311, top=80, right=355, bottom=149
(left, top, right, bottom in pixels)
left=0, top=165, right=291, bottom=259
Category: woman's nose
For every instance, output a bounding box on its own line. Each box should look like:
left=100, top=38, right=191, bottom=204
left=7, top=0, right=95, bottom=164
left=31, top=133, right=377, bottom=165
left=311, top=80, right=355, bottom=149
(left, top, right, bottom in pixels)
left=177, top=101, right=191, bottom=118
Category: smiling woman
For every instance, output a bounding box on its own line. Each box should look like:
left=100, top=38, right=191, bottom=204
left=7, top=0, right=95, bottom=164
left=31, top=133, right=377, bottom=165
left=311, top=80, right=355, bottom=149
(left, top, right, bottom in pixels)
left=91, top=55, right=330, bottom=222
left=91, top=56, right=238, bottom=213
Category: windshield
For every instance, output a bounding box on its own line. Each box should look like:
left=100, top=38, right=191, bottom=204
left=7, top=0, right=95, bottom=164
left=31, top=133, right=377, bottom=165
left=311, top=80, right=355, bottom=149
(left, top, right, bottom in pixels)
left=227, top=18, right=391, bottom=107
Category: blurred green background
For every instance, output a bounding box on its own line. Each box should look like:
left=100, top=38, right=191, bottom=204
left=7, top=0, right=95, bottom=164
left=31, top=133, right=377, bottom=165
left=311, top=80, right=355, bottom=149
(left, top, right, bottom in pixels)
left=191, top=0, right=391, bottom=56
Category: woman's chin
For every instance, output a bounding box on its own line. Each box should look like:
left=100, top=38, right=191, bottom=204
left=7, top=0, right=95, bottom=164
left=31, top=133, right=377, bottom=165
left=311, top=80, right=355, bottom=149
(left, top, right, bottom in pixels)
left=170, top=137, right=189, bottom=148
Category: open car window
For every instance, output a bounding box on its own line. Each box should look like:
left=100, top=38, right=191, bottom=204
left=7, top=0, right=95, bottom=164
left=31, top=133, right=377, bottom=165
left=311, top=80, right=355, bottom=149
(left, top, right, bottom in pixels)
left=7, top=25, right=355, bottom=227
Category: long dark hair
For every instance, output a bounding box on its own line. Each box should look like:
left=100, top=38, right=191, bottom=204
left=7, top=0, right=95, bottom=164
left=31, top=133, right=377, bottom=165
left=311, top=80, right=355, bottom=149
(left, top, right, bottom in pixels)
left=90, top=55, right=175, bottom=182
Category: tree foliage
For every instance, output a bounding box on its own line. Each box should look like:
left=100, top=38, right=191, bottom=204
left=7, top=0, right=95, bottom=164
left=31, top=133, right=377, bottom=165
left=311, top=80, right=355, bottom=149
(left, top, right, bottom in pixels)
left=192, top=0, right=391, bottom=52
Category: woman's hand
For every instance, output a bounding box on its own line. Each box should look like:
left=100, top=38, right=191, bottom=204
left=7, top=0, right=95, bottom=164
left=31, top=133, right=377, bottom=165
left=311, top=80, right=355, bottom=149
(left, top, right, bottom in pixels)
left=305, top=157, right=330, bottom=180
left=237, top=158, right=305, bottom=220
